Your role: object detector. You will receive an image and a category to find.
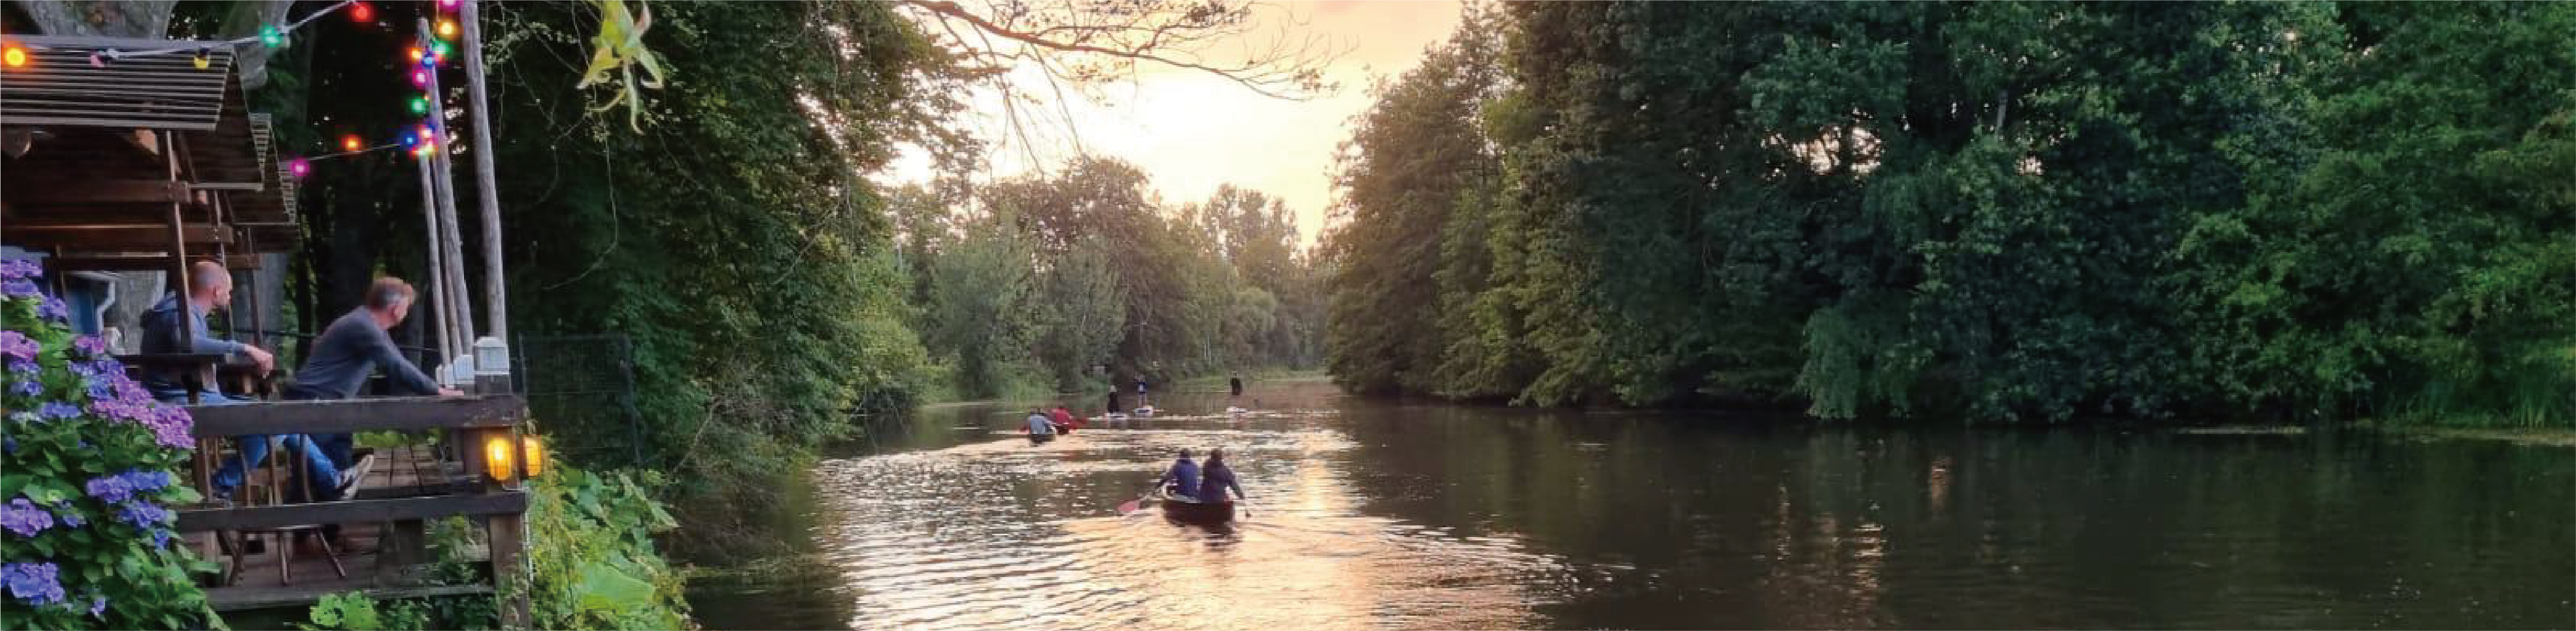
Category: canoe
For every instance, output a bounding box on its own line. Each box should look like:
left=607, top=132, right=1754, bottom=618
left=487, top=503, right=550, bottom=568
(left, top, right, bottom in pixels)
left=1157, top=492, right=1233, bottom=525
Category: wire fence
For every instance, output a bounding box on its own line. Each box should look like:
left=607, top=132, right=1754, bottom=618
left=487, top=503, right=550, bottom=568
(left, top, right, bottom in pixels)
left=512, top=333, right=647, bottom=469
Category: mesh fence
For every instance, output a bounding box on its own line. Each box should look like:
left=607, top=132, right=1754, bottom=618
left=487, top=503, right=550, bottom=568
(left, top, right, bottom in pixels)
left=513, top=333, right=647, bottom=470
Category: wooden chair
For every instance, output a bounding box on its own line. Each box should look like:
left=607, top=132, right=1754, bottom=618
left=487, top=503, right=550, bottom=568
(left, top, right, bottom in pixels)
left=232, top=435, right=346, bottom=585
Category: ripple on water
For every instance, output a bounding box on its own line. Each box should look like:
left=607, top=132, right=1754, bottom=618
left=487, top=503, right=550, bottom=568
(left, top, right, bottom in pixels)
left=801, top=425, right=1582, bottom=630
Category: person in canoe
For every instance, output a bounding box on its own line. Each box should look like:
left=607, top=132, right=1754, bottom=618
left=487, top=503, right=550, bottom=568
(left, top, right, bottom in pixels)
left=1153, top=449, right=1200, bottom=500
left=1025, top=409, right=1057, bottom=443
left=1200, top=448, right=1245, bottom=503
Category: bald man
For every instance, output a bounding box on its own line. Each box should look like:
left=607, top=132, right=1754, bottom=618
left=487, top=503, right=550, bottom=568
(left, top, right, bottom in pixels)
left=140, top=260, right=272, bottom=403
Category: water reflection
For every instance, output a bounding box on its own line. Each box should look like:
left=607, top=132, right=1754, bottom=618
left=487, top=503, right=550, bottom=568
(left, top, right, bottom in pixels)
left=691, top=383, right=2576, bottom=630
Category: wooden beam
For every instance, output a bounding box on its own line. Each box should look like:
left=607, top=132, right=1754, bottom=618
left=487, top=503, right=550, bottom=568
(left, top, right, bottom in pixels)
left=174, top=492, right=527, bottom=532
left=187, top=394, right=526, bottom=438
left=211, top=583, right=495, bottom=613
left=10, top=179, right=191, bottom=205
left=48, top=254, right=262, bottom=272
left=4, top=223, right=230, bottom=249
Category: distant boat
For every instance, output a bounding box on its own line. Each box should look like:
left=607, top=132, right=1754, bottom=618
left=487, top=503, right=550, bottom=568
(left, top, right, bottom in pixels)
left=1225, top=406, right=1248, bottom=414
left=1132, top=406, right=1156, bottom=417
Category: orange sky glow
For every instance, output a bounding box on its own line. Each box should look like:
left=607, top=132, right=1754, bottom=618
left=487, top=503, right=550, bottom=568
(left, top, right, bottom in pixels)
left=879, top=0, right=1467, bottom=247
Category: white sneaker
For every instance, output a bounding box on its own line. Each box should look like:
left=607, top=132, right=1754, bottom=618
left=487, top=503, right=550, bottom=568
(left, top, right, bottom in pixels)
left=334, top=452, right=378, bottom=498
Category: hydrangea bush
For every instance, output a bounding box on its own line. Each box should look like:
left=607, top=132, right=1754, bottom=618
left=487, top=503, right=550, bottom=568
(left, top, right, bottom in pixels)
left=1, top=259, right=222, bottom=630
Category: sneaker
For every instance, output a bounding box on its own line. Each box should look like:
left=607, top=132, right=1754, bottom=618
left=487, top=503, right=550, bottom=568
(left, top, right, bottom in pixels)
left=334, top=452, right=379, bottom=498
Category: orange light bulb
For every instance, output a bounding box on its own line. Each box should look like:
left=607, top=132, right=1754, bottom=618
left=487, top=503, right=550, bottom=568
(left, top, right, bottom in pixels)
left=2, top=46, right=27, bottom=68
left=341, top=135, right=362, bottom=152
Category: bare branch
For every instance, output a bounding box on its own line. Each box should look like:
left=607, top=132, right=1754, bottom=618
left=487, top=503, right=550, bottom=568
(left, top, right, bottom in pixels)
left=893, top=0, right=1343, bottom=101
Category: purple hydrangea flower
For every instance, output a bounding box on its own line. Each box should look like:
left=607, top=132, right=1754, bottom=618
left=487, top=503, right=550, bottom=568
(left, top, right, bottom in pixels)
left=38, top=296, right=69, bottom=321
left=0, top=331, right=35, bottom=360
left=58, top=510, right=83, bottom=528
left=149, top=528, right=173, bottom=549
left=84, top=476, right=135, bottom=504
left=86, top=380, right=116, bottom=401
left=90, top=595, right=106, bottom=618
left=71, top=335, right=107, bottom=358
left=0, top=498, right=54, bottom=537
left=1, top=562, right=64, bottom=606
left=38, top=402, right=82, bottom=421
left=0, top=259, right=38, bottom=281
left=9, top=379, right=37, bottom=397
left=0, top=279, right=37, bottom=299
left=3, top=359, right=31, bottom=375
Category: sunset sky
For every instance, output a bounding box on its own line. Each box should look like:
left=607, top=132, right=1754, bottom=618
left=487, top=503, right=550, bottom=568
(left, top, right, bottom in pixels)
left=880, top=0, right=1467, bottom=246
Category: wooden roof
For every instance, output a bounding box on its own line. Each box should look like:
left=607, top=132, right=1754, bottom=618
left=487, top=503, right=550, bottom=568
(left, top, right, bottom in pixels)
left=0, top=35, right=236, bottom=131
left=0, top=36, right=299, bottom=256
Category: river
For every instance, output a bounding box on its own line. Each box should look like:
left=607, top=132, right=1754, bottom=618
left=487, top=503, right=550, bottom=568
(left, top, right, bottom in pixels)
left=685, top=379, right=2575, bottom=630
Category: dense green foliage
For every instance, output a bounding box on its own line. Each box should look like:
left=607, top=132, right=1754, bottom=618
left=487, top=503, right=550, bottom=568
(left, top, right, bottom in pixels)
left=1324, top=2, right=2576, bottom=426
left=1, top=268, right=222, bottom=631
left=902, top=159, right=1326, bottom=401
left=518, top=469, right=691, bottom=631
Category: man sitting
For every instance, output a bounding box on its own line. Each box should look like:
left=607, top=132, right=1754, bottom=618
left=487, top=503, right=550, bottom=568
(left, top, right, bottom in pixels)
left=140, top=261, right=273, bottom=404
left=1154, top=449, right=1200, bottom=500
left=143, top=263, right=348, bottom=504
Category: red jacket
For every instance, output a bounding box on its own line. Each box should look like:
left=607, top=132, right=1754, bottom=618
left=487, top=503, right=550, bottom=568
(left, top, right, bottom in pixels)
left=1049, top=408, right=1079, bottom=429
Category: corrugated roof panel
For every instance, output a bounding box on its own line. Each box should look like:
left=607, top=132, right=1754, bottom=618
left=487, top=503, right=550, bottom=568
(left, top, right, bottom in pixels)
left=1, top=35, right=236, bottom=131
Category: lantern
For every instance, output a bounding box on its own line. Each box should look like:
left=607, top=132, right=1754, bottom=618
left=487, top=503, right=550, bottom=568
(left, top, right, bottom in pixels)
left=483, top=433, right=515, bottom=483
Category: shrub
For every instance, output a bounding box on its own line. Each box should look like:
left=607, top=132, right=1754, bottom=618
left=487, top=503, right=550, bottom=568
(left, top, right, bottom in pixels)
left=0, top=259, right=222, bottom=630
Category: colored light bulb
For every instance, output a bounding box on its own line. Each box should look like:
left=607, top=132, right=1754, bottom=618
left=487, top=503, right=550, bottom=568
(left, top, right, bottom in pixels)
left=5, top=46, right=28, bottom=68
left=341, top=135, right=362, bottom=152
left=437, top=20, right=459, bottom=39
left=438, top=0, right=459, bottom=9
left=411, top=69, right=430, bottom=87
left=192, top=52, right=210, bottom=69
left=430, top=41, right=450, bottom=59
left=407, top=46, right=424, bottom=62
left=260, top=26, right=283, bottom=47
left=287, top=158, right=310, bottom=178
left=410, top=95, right=430, bottom=114
left=400, top=130, right=418, bottom=147
left=348, top=2, right=373, bottom=22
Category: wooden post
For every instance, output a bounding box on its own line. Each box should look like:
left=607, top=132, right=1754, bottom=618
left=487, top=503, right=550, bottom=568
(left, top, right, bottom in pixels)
left=461, top=0, right=510, bottom=341
left=470, top=376, right=530, bottom=627
left=417, top=142, right=454, bottom=363
left=418, top=18, right=477, bottom=368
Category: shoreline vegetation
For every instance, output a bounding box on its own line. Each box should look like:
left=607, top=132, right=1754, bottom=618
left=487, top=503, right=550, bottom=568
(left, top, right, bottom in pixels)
left=1319, top=3, right=2574, bottom=430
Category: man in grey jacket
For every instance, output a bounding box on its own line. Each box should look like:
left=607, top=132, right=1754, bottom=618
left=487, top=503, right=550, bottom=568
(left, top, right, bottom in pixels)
left=139, top=260, right=273, bottom=402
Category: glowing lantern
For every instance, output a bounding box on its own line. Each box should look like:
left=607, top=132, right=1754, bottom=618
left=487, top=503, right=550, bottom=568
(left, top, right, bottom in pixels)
left=4, top=46, right=28, bottom=69
left=521, top=437, right=546, bottom=478
left=483, top=435, right=514, bottom=483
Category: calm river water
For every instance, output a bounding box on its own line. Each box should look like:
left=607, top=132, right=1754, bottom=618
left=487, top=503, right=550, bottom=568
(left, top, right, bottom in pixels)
left=687, top=379, right=2575, bottom=630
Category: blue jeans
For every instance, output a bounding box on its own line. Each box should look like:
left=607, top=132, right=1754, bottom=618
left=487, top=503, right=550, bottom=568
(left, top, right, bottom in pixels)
left=163, top=391, right=344, bottom=501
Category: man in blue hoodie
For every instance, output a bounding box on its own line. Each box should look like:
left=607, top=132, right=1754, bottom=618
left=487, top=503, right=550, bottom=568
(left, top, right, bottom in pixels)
left=1153, top=449, right=1200, bottom=500
left=139, top=261, right=273, bottom=403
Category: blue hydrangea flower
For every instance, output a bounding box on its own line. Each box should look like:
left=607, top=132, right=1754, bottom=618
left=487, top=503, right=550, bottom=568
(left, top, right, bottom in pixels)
left=0, top=498, right=54, bottom=537
left=38, top=402, right=82, bottom=421
left=10, top=379, right=38, bottom=397
left=150, top=528, right=173, bottom=549
left=3, top=359, right=31, bottom=375
left=83, top=476, right=135, bottom=504
left=116, top=501, right=170, bottom=529
left=90, top=594, right=107, bottom=618
left=58, top=510, right=84, bottom=528
left=0, top=279, right=37, bottom=299
left=1, top=562, right=65, bottom=606
left=37, top=296, right=69, bottom=321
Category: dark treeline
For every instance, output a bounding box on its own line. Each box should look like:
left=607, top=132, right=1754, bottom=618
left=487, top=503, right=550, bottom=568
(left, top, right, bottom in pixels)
left=1324, top=2, right=2576, bottom=426
left=895, top=158, right=1327, bottom=401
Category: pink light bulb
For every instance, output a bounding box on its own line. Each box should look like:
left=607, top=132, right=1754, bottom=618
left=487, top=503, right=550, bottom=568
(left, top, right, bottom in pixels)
left=411, top=69, right=429, bottom=87
left=287, top=158, right=311, bottom=178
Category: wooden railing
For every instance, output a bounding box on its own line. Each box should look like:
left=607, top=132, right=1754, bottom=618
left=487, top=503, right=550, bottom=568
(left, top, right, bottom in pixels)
left=173, top=394, right=532, bottom=622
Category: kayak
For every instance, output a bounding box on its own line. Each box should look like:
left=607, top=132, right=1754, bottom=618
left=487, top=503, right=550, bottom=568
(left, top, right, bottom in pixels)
left=1157, top=492, right=1233, bottom=525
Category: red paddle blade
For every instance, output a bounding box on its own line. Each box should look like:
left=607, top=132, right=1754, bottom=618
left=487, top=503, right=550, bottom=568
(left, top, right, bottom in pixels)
left=1117, top=499, right=1141, bottom=515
